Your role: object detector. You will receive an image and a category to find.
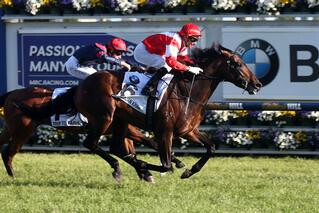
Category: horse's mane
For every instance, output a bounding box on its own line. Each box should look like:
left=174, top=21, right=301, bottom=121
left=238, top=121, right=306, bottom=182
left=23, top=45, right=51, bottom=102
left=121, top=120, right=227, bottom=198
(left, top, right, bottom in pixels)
left=191, top=42, right=232, bottom=67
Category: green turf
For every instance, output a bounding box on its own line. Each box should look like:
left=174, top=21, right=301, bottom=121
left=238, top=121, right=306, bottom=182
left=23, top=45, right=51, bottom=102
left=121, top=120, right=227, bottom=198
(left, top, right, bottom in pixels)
left=0, top=154, right=318, bottom=213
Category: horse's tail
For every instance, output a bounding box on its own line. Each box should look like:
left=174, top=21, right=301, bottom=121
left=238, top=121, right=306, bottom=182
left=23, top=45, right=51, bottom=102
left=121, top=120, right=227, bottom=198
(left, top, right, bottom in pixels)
left=0, top=91, right=13, bottom=108
left=13, top=86, right=78, bottom=120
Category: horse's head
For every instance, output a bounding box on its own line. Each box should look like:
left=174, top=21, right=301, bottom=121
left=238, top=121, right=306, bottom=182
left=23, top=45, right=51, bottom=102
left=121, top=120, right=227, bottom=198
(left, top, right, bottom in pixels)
left=218, top=44, right=262, bottom=94
left=192, top=43, right=262, bottom=95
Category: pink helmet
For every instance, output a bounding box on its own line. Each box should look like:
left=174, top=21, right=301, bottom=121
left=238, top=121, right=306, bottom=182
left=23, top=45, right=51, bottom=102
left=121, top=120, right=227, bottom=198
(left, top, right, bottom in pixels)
left=108, top=38, right=128, bottom=52
left=179, top=23, right=201, bottom=37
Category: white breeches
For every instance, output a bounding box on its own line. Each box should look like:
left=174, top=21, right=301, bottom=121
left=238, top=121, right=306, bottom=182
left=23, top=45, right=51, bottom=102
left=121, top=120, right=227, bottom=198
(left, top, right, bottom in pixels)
left=65, top=56, right=97, bottom=80
left=133, top=43, right=172, bottom=72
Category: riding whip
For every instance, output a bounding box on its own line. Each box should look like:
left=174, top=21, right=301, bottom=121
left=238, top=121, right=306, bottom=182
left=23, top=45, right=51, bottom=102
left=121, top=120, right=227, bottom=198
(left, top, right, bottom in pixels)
left=185, top=74, right=196, bottom=114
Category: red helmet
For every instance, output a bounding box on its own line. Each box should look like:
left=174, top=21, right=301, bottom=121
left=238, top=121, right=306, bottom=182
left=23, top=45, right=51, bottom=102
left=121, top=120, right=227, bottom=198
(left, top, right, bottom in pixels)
left=108, top=38, right=128, bottom=52
left=179, top=23, right=201, bottom=37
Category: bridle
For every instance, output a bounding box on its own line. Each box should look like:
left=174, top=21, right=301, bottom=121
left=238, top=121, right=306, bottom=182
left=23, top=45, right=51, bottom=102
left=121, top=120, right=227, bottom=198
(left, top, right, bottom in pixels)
left=169, top=49, right=250, bottom=107
left=224, top=54, right=249, bottom=90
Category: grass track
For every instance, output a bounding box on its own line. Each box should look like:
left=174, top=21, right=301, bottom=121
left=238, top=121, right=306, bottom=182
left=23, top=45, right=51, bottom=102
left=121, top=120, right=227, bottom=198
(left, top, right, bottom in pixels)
left=0, top=153, right=319, bottom=213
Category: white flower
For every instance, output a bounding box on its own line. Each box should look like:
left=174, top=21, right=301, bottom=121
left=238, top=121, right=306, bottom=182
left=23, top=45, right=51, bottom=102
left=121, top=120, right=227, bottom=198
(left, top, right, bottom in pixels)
left=307, top=0, right=319, bottom=8
left=256, top=111, right=281, bottom=122
left=306, top=111, right=319, bottom=122
left=165, top=0, right=182, bottom=8
left=36, top=125, right=65, bottom=145
left=226, top=131, right=253, bottom=147
left=207, top=110, right=230, bottom=124
left=115, top=0, right=139, bottom=14
left=274, top=132, right=299, bottom=150
left=72, top=0, right=91, bottom=11
left=25, top=0, right=42, bottom=15
left=256, top=0, right=282, bottom=15
left=211, top=0, right=241, bottom=10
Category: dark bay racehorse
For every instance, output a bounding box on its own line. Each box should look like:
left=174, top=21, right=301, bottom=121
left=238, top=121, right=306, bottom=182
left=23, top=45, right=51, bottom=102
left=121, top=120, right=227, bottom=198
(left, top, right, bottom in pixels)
left=0, top=87, right=184, bottom=181
left=16, top=43, right=262, bottom=179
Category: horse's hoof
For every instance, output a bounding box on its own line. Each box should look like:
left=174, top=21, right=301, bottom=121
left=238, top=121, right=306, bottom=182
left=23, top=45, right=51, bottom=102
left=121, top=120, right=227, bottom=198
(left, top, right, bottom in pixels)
left=181, top=169, right=192, bottom=179
left=112, top=171, right=122, bottom=182
left=143, top=175, right=155, bottom=183
left=175, top=161, right=185, bottom=169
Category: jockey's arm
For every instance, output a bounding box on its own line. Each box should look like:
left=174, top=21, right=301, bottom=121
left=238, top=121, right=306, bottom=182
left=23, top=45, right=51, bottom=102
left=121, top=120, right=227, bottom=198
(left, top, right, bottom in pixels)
left=165, top=56, right=188, bottom=71
left=177, top=55, right=195, bottom=66
left=103, top=55, right=131, bottom=71
left=165, top=46, right=202, bottom=74
left=165, top=45, right=189, bottom=71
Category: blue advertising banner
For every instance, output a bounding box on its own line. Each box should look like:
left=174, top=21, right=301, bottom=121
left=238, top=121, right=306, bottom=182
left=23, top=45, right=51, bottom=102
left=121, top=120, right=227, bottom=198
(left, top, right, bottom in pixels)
left=17, top=33, right=137, bottom=88
left=0, top=9, right=6, bottom=93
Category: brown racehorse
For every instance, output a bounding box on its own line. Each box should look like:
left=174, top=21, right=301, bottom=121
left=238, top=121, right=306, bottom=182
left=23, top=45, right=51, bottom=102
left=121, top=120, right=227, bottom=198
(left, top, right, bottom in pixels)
left=16, top=43, right=262, bottom=179
left=0, top=87, right=184, bottom=182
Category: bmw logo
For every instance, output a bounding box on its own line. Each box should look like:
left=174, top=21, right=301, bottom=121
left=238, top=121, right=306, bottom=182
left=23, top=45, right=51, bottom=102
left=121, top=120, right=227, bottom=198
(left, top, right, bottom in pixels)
left=129, top=75, right=140, bottom=84
left=235, top=39, right=279, bottom=86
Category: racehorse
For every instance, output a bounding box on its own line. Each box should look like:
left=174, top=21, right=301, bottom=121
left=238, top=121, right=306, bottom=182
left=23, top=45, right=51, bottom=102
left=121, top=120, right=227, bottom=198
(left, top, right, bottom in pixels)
left=0, top=87, right=184, bottom=182
left=16, top=43, right=262, bottom=179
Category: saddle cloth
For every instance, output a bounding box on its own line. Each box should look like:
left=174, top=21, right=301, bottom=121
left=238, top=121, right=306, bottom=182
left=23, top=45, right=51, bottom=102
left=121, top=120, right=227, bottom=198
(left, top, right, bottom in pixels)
left=115, top=71, right=174, bottom=114
left=50, top=87, right=88, bottom=127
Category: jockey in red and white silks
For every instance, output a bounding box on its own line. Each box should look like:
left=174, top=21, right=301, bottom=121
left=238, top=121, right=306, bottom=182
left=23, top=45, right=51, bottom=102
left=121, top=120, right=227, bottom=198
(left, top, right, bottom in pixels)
left=65, top=38, right=131, bottom=79
left=133, top=23, right=203, bottom=96
left=133, top=23, right=203, bottom=75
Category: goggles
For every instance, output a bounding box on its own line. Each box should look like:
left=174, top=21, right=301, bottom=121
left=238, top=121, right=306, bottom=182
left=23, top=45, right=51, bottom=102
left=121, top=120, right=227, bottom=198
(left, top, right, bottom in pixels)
left=188, top=36, right=199, bottom=43
left=112, top=50, right=125, bottom=56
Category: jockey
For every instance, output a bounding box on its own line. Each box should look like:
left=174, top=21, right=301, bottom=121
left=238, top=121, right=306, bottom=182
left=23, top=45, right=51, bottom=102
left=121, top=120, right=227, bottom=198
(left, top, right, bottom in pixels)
left=65, top=37, right=131, bottom=79
left=133, top=23, right=203, bottom=96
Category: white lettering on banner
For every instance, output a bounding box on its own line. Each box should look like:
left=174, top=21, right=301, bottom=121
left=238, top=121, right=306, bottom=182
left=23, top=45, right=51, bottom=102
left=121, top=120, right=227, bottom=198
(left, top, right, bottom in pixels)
left=125, top=45, right=135, bottom=57
left=251, top=40, right=260, bottom=48
left=29, top=45, right=82, bottom=57
left=265, top=45, right=276, bottom=56
left=96, top=63, right=120, bottom=71
left=235, top=46, right=245, bottom=55
left=29, top=80, right=79, bottom=86
left=30, top=61, right=66, bottom=72
left=229, top=103, right=244, bottom=109
left=287, top=103, right=301, bottom=110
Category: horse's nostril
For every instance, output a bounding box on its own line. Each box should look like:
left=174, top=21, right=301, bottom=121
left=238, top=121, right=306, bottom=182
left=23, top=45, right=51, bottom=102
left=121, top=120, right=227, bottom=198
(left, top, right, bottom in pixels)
left=256, top=83, right=262, bottom=88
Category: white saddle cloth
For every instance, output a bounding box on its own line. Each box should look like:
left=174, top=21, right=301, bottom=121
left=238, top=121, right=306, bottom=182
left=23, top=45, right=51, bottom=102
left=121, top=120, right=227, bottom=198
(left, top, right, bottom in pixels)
left=50, top=87, right=88, bottom=127
left=115, top=71, right=174, bottom=114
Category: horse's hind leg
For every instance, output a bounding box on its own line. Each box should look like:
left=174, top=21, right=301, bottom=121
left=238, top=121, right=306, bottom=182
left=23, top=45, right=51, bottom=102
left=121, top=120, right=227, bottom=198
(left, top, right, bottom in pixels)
left=0, top=127, right=14, bottom=176
left=0, top=128, right=28, bottom=177
left=111, top=121, right=154, bottom=183
left=127, top=125, right=185, bottom=169
left=83, top=119, right=122, bottom=181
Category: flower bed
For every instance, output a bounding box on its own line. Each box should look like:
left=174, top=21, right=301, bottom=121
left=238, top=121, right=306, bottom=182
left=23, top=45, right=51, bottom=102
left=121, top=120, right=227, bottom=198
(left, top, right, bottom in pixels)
left=0, top=0, right=319, bottom=16
left=0, top=107, right=318, bottom=150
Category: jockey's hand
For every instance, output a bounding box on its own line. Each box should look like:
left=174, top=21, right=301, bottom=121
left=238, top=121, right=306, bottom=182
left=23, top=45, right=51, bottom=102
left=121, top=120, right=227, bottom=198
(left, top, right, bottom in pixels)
left=121, top=61, right=131, bottom=71
left=188, top=66, right=203, bottom=75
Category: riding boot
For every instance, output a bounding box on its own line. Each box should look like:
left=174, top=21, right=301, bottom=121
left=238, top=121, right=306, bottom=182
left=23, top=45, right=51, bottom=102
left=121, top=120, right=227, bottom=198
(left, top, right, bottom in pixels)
left=141, top=68, right=168, bottom=97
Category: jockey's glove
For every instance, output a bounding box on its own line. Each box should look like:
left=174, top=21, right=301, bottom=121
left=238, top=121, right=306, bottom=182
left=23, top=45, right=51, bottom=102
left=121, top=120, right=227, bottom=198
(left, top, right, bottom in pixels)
left=188, top=66, right=203, bottom=75
left=121, top=61, right=131, bottom=71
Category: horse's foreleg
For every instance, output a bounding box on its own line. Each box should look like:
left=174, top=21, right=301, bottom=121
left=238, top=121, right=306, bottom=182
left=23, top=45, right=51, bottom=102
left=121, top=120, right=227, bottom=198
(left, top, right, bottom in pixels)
left=156, top=130, right=174, bottom=173
left=180, top=128, right=215, bottom=179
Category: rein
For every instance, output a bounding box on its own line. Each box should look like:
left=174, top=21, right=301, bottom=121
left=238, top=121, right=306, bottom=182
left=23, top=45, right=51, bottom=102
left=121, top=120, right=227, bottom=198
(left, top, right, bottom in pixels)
left=168, top=72, right=222, bottom=108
